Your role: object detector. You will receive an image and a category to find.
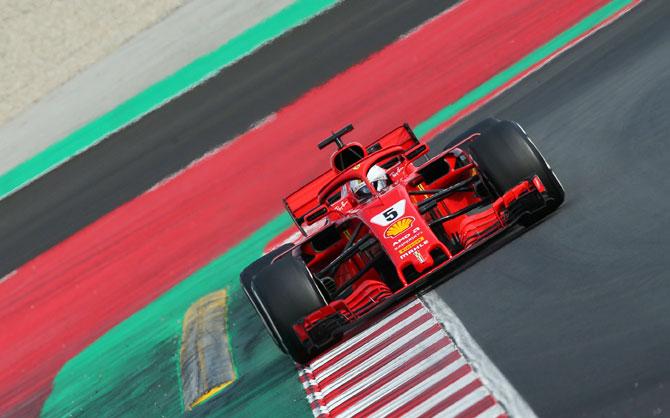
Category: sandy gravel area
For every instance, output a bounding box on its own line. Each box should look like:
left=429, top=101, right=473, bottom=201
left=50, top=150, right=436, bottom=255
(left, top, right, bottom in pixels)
left=0, top=0, right=184, bottom=125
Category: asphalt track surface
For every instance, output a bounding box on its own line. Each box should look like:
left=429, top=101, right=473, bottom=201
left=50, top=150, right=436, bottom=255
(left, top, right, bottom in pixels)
left=0, top=0, right=457, bottom=277
left=429, top=1, right=670, bottom=416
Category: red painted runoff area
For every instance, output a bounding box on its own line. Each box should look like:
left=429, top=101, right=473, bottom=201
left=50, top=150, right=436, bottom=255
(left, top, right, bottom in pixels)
left=0, top=0, right=610, bottom=414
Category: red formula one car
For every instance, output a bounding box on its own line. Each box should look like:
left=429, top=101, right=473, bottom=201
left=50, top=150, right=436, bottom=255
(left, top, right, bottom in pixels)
left=241, top=118, right=564, bottom=363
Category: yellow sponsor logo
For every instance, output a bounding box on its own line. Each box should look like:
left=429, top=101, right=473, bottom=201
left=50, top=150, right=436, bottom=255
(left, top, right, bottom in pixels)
left=398, top=237, right=425, bottom=254
left=384, top=216, right=415, bottom=238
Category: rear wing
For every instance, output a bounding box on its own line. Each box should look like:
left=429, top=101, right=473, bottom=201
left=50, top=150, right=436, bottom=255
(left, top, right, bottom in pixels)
left=284, top=124, right=420, bottom=235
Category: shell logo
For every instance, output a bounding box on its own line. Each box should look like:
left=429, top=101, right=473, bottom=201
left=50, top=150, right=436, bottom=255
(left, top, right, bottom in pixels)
left=384, top=217, right=415, bottom=238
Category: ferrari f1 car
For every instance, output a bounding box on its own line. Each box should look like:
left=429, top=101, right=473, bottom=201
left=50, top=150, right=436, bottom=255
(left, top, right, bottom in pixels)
left=241, top=118, right=564, bottom=363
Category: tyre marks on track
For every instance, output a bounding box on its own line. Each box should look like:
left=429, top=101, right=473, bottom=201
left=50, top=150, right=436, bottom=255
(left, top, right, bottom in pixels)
left=298, top=299, right=514, bottom=418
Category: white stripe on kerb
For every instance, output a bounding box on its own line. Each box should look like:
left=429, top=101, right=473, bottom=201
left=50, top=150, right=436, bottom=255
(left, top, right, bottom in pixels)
left=318, top=317, right=437, bottom=387
left=308, top=401, right=329, bottom=418
left=305, top=391, right=324, bottom=402
left=328, top=343, right=455, bottom=410
left=362, top=358, right=474, bottom=418
left=301, top=378, right=320, bottom=390
left=314, top=306, right=428, bottom=377
left=322, top=328, right=444, bottom=396
left=420, top=292, right=537, bottom=417
left=402, top=375, right=482, bottom=417
left=310, top=299, right=420, bottom=368
left=477, top=403, right=508, bottom=418
left=437, top=387, right=492, bottom=418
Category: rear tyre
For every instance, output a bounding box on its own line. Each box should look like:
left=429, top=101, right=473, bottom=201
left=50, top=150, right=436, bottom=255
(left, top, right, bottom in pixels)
left=469, top=120, right=564, bottom=225
left=251, top=255, right=326, bottom=364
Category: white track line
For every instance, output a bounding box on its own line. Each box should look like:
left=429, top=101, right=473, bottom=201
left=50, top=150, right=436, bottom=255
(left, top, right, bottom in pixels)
left=420, top=292, right=537, bottom=417
left=0, top=269, right=17, bottom=285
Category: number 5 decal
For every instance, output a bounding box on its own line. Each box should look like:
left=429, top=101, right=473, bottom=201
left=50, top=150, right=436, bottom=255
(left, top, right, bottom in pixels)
left=371, top=200, right=406, bottom=226
left=383, top=208, right=398, bottom=222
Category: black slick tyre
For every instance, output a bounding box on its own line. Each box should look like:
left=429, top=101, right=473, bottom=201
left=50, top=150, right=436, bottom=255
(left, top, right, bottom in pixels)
left=250, top=255, right=326, bottom=364
left=240, top=244, right=292, bottom=349
left=469, top=119, right=565, bottom=225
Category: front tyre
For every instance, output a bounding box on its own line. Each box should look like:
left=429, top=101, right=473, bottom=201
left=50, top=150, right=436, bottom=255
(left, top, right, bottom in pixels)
left=469, top=119, right=565, bottom=225
left=251, top=255, right=326, bottom=364
left=240, top=244, right=293, bottom=349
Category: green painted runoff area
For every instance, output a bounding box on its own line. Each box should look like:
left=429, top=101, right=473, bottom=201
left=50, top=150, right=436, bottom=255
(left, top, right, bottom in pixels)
left=41, top=214, right=309, bottom=417
left=0, top=0, right=339, bottom=201
left=42, top=0, right=636, bottom=416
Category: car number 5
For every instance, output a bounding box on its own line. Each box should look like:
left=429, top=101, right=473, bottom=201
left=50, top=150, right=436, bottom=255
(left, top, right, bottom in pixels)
left=383, top=208, right=398, bottom=221
left=371, top=199, right=406, bottom=226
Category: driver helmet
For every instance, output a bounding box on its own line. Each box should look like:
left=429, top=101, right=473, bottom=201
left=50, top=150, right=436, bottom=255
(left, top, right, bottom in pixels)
left=367, top=164, right=389, bottom=192
left=350, top=164, right=389, bottom=200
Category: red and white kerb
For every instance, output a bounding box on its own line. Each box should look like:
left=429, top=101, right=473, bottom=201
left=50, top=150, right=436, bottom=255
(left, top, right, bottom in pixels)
left=298, top=299, right=507, bottom=418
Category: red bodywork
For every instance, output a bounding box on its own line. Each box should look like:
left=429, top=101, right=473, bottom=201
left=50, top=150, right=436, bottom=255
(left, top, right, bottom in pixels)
left=280, top=124, right=547, bottom=351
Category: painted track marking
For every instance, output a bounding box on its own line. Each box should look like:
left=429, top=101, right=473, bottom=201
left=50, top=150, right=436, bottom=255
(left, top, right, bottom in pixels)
left=299, top=299, right=515, bottom=418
